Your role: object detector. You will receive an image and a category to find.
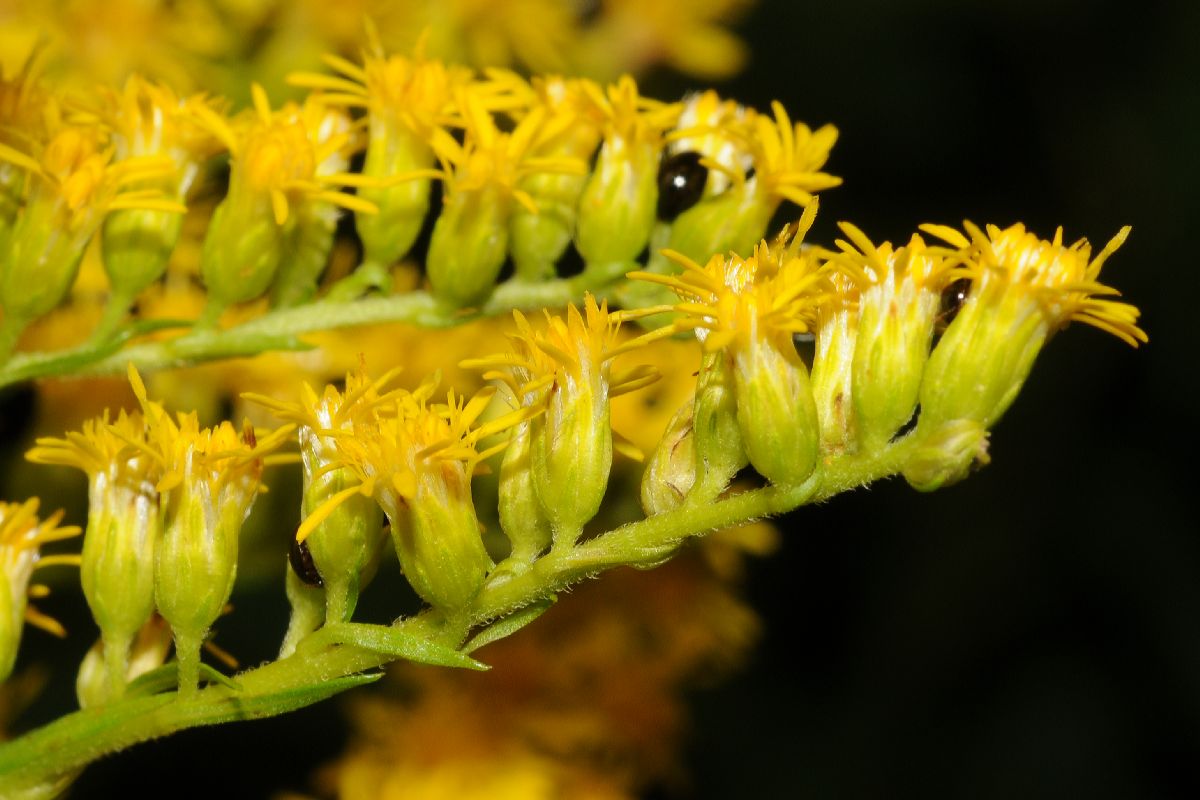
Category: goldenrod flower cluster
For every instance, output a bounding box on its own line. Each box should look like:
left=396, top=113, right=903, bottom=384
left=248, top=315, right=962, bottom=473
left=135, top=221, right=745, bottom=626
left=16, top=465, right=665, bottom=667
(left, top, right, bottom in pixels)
left=0, top=9, right=1148, bottom=797
left=26, top=368, right=292, bottom=697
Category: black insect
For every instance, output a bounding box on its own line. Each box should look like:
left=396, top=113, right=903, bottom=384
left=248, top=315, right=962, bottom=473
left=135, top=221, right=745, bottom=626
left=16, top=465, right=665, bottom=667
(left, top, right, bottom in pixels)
left=656, top=151, right=709, bottom=221
left=289, top=537, right=323, bottom=587
left=936, top=278, right=972, bottom=332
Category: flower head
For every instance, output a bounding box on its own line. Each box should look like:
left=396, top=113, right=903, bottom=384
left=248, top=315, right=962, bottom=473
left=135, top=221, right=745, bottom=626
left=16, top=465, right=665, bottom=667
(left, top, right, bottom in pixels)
left=921, top=221, right=1146, bottom=347
left=425, top=87, right=586, bottom=307
left=633, top=202, right=830, bottom=353
left=749, top=101, right=841, bottom=209
left=27, top=407, right=161, bottom=697
left=0, top=498, right=81, bottom=682
left=465, top=296, right=657, bottom=544
left=633, top=210, right=829, bottom=486
left=821, top=224, right=956, bottom=448
left=123, top=366, right=290, bottom=692
left=0, top=108, right=186, bottom=347
left=314, top=374, right=530, bottom=611
left=247, top=368, right=404, bottom=639
left=915, top=221, right=1145, bottom=430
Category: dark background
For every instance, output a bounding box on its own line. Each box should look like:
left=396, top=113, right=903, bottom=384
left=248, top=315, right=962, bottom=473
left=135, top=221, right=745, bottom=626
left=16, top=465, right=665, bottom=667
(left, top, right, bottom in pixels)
left=9, top=0, right=1199, bottom=797
left=686, top=0, right=1199, bottom=797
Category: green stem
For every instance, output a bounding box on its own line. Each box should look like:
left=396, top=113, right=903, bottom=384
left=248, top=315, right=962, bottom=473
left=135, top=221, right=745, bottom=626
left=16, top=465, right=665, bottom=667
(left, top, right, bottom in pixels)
left=0, top=274, right=628, bottom=389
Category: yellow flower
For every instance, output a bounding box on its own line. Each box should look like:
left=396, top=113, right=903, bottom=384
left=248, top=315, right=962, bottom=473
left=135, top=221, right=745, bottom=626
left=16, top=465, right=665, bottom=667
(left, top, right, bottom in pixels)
left=922, top=221, right=1147, bottom=347
left=502, top=74, right=607, bottom=280
left=303, top=373, right=532, bottom=611
left=467, top=296, right=657, bottom=546
left=290, top=41, right=473, bottom=273
left=124, top=367, right=291, bottom=692
left=79, top=76, right=228, bottom=324
left=916, top=222, right=1145, bottom=430
left=750, top=100, right=841, bottom=210
left=0, top=499, right=81, bottom=683
left=27, top=409, right=161, bottom=697
left=0, top=109, right=186, bottom=354
left=821, top=224, right=955, bottom=449
left=197, top=86, right=375, bottom=313
left=632, top=207, right=829, bottom=486
left=203, top=85, right=372, bottom=228
left=246, top=369, right=400, bottom=636
left=425, top=87, right=586, bottom=307
left=575, top=76, right=681, bottom=266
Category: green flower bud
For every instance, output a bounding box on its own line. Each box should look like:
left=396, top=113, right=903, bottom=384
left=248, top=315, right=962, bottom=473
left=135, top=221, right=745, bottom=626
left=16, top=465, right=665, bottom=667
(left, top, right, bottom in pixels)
left=320, top=377, right=535, bottom=613
left=199, top=194, right=285, bottom=312
left=530, top=375, right=612, bottom=543
left=298, top=455, right=386, bottom=625
left=154, top=463, right=246, bottom=671
left=80, top=466, right=160, bottom=696
left=427, top=186, right=511, bottom=308
left=833, top=230, right=948, bottom=449
left=356, top=121, right=435, bottom=267
left=692, top=351, right=747, bottom=498
left=133, top=378, right=288, bottom=694
left=0, top=196, right=87, bottom=331
left=497, top=421, right=552, bottom=565
left=641, top=400, right=698, bottom=515
left=26, top=410, right=159, bottom=696
left=733, top=334, right=820, bottom=486
left=510, top=166, right=589, bottom=281
left=386, top=461, right=493, bottom=613
left=575, top=138, right=659, bottom=268
left=101, top=206, right=186, bottom=302
left=0, top=123, right=185, bottom=353
left=853, top=278, right=938, bottom=448
left=809, top=279, right=859, bottom=455
left=902, top=419, right=991, bottom=492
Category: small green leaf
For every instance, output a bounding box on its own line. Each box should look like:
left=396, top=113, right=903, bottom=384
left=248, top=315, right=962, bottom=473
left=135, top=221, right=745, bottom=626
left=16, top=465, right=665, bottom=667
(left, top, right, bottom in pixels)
left=464, top=597, right=555, bottom=654
left=312, top=622, right=488, bottom=670
left=124, top=662, right=242, bottom=697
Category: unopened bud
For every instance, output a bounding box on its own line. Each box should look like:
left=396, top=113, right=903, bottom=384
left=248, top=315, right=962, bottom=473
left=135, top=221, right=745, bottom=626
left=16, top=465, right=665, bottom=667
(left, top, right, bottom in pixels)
left=641, top=400, right=698, bottom=515
left=733, top=335, right=820, bottom=486
left=902, top=419, right=991, bottom=492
